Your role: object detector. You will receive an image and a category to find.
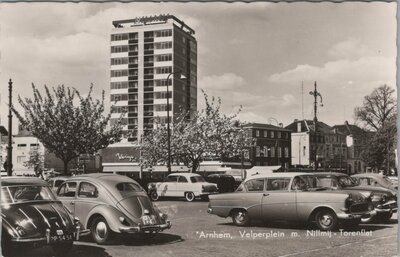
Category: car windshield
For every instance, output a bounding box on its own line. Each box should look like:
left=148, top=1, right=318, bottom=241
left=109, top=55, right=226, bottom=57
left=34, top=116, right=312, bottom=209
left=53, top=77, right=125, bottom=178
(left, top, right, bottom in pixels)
left=293, top=175, right=320, bottom=190
left=382, top=176, right=394, bottom=186
left=317, top=177, right=340, bottom=188
left=116, top=182, right=144, bottom=197
left=190, top=176, right=206, bottom=183
left=338, top=176, right=358, bottom=187
left=2, top=186, right=57, bottom=204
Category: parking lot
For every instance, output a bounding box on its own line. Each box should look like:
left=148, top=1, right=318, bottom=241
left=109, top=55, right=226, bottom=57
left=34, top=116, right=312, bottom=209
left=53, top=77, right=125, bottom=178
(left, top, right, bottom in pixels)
left=8, top=199, right=398, bottom=257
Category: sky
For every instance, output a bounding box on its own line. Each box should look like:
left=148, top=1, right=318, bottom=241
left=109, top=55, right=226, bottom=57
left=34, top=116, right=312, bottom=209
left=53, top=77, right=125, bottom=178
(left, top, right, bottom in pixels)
left=0, top=2, right=396, bottom=133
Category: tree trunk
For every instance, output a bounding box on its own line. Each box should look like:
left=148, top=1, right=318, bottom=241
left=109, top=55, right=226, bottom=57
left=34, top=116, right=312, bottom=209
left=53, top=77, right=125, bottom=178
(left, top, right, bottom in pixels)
left=191, top=161, right=199, bottom=173
left=63, top=159, right=69, bottom=175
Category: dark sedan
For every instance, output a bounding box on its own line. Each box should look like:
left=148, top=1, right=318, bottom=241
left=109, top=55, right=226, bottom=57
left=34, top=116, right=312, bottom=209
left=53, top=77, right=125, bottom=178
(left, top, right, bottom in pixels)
left=314, top=172, right=397, bottom=223
left=1, top=177, right=88, bottom=257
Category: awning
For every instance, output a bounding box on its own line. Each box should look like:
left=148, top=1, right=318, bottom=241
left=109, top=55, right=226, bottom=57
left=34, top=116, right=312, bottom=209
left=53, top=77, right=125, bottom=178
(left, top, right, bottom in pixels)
left=103, top=165, right=140, bottom=172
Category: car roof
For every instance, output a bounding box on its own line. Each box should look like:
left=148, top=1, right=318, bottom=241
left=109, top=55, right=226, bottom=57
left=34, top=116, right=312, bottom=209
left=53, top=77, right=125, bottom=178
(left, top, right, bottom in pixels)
left=48, top=176, right=70, bottom=181
left=167, top=172, right=200, bottom=177
left=314, top=172, right=349, bottom=177
left=65, top=173, right=135, bottom=184
left=245, top=172, right=311, bottom=181
left=1, top=176, right=48, bottom=187
left=351, top=173, right=386, bottom=178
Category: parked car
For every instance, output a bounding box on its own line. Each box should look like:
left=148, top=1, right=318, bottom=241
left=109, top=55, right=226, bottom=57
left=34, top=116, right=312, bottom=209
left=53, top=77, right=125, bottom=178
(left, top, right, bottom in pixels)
left=48, top=176, right=71, bottom=192
left=207, top=173, right=374, bottom=231
left=149, top=173, right=218, bottom=202
left=206, top=174, right=236, bottom=193
left=56, top=173, right=171, bottom=244
left=351, top=173, right=398, bottom=191
left=314, top=172, right=397, bottom=223
left=1, top=177, right=88, bottom=257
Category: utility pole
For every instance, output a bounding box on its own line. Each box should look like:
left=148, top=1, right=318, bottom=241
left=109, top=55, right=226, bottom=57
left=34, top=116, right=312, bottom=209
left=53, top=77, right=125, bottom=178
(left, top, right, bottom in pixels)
left=7, top=79, right=13, bottom=176
left=309, top=81, right=323, bottom=172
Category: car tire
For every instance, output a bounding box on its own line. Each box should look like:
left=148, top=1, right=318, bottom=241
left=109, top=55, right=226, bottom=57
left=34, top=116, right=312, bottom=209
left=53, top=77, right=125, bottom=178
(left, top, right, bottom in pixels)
left=150, top=191, right=159, bottom=201
left=231, top=209, right=250, bottom=226
left=52, top=241, right=73, bottom=257
left=377, top=211, right=393, bottom=223
left=315, top=209, right=338, bottom=231
left=185, top=192, right=195, bottom=202
left=91, top=216, right=114, bottom=245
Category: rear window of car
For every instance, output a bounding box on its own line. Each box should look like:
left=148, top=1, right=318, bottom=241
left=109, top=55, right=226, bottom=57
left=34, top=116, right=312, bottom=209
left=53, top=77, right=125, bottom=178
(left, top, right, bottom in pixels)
left=190, top=176, right=206, bottom=183
left=116, top=183, right=144, bottom=197
left=4, top=186, right=57, bottom=203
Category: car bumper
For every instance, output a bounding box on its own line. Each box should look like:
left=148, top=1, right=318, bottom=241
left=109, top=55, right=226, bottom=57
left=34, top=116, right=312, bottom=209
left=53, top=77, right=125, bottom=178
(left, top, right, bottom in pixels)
left=199, top=191, right=219, bottom=196
left=376, top=200, right=397, bottom=213
left=337, top=209, right=377, bottom=220
left=11, top=226, right=89, bottom=243
left=119, top=221, right=172, bottom=234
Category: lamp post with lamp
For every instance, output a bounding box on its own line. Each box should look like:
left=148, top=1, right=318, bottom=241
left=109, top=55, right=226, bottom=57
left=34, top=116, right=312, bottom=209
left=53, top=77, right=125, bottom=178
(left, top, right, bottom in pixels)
left=165, top=71, right=186, bottom=173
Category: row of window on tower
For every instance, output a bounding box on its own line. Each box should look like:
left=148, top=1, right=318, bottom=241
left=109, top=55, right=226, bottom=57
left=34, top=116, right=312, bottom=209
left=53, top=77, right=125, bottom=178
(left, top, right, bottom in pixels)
left=111, top=66, right=172, bottom=77
left=111, top=29, right=172, bottom=41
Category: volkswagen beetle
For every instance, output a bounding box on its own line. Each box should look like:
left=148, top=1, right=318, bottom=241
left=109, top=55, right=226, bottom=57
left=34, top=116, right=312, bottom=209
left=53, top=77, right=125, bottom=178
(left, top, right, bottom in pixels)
left=56, top=173, right=171, bottom=245
left=1, top=177, right=87, bottom=257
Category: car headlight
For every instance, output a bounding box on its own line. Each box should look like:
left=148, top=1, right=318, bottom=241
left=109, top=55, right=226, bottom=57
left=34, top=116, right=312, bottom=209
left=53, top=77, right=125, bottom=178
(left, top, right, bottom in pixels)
left=345, top=196, right=353, bottom=209
left=119, top=217, right=130, bottom=226
left=15, top=225, right=26, bottom=236
left=159, top=212, right=168, bottom=220
left=380, top=195, right=388, bottom=204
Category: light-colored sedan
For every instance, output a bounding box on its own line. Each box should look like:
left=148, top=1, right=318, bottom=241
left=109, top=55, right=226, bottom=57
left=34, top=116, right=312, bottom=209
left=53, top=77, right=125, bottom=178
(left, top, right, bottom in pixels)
left=208, top=173, right=374, bottom=231
left=56, top=174, right=171, bottom=245
left=351, top=173, right=398, bottom=191
left=149, top=173, right=218, bottom=202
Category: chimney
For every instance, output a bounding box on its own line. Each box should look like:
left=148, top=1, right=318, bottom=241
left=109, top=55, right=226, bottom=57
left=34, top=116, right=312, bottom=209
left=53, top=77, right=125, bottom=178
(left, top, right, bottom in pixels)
left=297, top=121, right=301, bottom=132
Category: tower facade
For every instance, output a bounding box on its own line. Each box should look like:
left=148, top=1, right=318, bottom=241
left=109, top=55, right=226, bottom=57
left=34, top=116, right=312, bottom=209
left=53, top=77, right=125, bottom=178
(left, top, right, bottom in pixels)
left=110, top=15, right=197, bottom=142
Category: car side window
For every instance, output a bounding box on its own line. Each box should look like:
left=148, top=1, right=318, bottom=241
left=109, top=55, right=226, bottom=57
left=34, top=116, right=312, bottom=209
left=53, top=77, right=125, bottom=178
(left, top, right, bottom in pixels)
left=267, top=178, right=291, bottom=191
left=244, top=179, right=265, bottom=192
left=57, top=182, right=77, bottom=197
left=166, top=176, right=178, bottom=182
left=358, top=178, right=370, bottom=186
left=78, top=182, right=98, bottom=198
left=178, top=176, right=188, bottom=183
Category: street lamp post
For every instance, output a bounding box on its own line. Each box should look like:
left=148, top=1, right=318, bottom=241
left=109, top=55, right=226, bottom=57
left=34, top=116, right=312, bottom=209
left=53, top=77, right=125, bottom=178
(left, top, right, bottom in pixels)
left=165, top=71, right=186, bottom=173
left=7, top=79, right=13, bottom=176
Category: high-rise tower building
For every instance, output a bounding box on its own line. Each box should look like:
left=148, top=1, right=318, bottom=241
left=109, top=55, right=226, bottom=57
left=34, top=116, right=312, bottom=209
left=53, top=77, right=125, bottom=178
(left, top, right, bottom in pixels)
left=110, top=15, right=197, bottom=142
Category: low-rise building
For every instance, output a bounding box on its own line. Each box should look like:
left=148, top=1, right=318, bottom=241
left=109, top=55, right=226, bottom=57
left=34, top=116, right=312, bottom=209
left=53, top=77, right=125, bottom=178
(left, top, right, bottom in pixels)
left=286, top=119, right=347, bottom=171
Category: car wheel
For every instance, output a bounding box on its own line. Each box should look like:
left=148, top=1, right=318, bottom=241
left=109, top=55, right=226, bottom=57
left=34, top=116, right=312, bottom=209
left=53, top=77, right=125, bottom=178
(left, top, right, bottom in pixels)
left=150, top=191, right=159, bottom=201
left=91, top=216, right=114, bottom=245
left=232, top=209, right=250, bottom=226
left=185, top=192, right=195, bottom=202
left=377, top=211, right=393, bottom=223
left=52, top=241, right=73, bottom=257
left=315, top=209, right=338, bottom=231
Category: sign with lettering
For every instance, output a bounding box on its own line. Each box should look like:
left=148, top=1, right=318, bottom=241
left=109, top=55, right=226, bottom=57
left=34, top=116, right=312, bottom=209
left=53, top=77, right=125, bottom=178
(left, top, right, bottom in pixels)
left=102, top=146, right=140, bottom=163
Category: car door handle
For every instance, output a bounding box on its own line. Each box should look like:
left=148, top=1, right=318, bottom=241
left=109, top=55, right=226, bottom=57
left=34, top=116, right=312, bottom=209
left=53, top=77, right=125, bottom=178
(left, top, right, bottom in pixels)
left=263, top=193, right=269, bottom=197
left=70, top=202, right=75, bottom=205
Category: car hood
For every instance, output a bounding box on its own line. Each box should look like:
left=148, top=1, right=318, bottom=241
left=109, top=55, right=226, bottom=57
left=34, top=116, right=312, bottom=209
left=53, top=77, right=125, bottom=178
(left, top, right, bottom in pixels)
left=2, top=201, right=75, bottom=238
left=116, top=195, right=161, bottom=223
left=344, top=185, right=396, bottom=197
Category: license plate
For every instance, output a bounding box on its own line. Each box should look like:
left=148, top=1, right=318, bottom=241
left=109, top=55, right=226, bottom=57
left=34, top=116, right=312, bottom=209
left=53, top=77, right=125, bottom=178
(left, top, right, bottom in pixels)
left=50, top=234, right=73, bottom=243
left=142, top=215, right=154, bottom=225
